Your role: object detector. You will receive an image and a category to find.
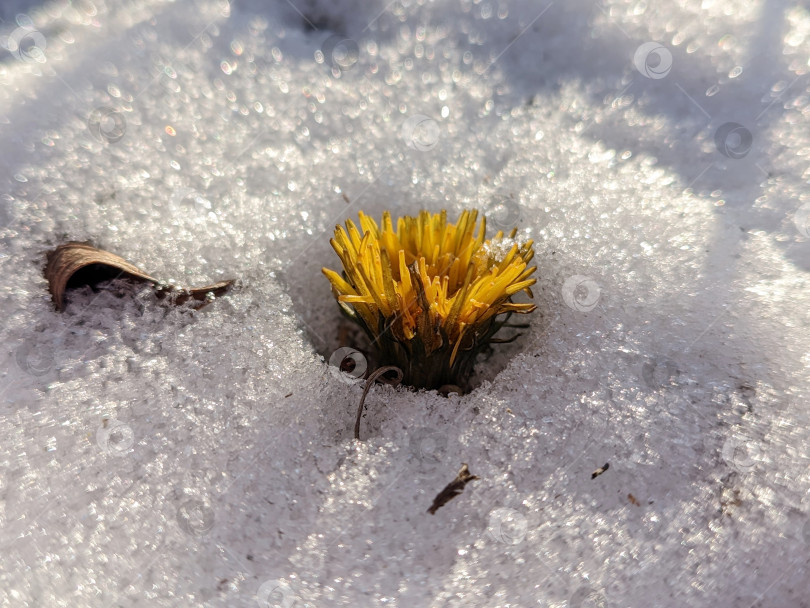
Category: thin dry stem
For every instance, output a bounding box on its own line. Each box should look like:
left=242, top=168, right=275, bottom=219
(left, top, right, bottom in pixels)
left=354, top=365, right=403, bottom=440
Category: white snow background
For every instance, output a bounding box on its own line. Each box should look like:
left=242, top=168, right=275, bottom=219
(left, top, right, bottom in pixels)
left=1, top=0, right=809, bottom=606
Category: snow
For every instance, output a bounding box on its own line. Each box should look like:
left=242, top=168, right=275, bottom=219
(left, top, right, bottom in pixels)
left=1, top=0, right=809, bottom=606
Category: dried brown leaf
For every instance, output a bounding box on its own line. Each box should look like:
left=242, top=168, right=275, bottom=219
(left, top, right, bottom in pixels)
left=45, top=241, right=234, bottom=311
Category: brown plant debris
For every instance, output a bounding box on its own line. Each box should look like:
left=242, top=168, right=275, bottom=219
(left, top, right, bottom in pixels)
left=427, top=463, right=479, bottom=515
left=45, top=241, right=234, bottom=311
left=591, top=462, right=610, bottom=479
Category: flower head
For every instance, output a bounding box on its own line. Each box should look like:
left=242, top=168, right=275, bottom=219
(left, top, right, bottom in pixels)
left=323, top=209, right=536, bottom=390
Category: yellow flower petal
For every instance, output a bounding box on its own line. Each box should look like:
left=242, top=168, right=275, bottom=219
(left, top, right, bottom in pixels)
left=322, top=209, right=537, bottom=381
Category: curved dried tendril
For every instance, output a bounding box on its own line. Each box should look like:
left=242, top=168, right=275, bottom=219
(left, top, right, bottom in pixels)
left=354, top=365, right=403, bottom=441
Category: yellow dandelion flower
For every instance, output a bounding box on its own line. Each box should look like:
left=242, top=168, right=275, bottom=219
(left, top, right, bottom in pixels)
left=323, top=209, right=537, bottom=390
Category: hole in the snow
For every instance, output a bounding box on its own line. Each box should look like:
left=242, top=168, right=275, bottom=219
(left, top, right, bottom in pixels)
left=280, top=213, right=540, bottom=394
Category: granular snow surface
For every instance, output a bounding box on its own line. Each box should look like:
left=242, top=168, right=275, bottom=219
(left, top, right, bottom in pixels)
left=0, top=0, right=809, bottom=606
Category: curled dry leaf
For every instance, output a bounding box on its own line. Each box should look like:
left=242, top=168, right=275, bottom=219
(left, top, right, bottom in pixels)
left=45, top=241, right=235, bottom=312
